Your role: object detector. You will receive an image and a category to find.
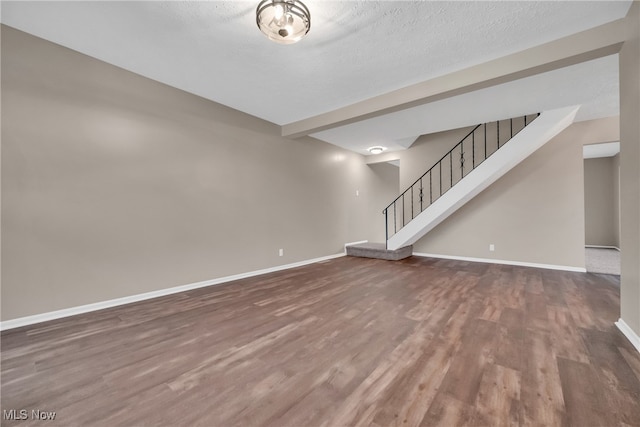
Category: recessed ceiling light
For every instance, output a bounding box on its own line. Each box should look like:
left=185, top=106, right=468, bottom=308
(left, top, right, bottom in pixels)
left=368, top=146, right=386, bottom=155
left=256, top=0, right=311, bottom=45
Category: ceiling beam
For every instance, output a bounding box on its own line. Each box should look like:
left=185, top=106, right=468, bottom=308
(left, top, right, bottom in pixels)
left=282, top=16, right=631, bottom=139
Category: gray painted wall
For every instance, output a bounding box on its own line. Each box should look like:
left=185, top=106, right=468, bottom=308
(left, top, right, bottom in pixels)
left=383, top=117, right=619, bottom=270
left=410, top=123, right=586, bottom=269
left=613, top=153, right=621, bottom=249
left=0, top=26, right=395, bottom=321
left=584, top=157, right=618, bottom=247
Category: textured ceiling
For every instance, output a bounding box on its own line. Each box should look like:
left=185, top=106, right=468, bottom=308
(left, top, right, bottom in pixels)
left=1, top=1, right=632, bottom=153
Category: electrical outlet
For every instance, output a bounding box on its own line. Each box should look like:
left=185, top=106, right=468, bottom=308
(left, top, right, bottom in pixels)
left=279, top=248, right=284, bottom=257
left=489, top=244, right=495, bottom=252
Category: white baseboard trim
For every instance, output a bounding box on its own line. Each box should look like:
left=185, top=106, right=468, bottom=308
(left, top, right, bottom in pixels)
left=615, top=318, right=640, bottom=354
left=586, top=245, right=621, bottom=251
left=344, top=240, right=368, bottom=250
left=0, top=252, right=346, bottom=331
left=412, top=252, right=587, bottom=273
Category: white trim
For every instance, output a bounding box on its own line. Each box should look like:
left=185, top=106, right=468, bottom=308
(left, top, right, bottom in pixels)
left=586, top=245, right=621, bottom=251
left=0, top=252, right=346, bottom=331
left=583, top=141, right=620, bottom=159
left=344, top=240, right=368, bottom=250
left=412, top=252, right=587, bottom=273
left=616, top=319, right=640, bottom=354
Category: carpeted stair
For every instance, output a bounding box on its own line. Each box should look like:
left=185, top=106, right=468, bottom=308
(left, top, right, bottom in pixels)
left=346, top=242, right=413, bottom=261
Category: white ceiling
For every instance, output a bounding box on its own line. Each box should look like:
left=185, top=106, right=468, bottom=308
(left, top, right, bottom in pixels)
left=1, top=1, right=632, bottom=154
left=312, top=54, right=620, bottom=153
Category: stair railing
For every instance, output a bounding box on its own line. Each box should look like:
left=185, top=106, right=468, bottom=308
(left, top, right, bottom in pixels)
left=383, top=113, right=540, bottom=245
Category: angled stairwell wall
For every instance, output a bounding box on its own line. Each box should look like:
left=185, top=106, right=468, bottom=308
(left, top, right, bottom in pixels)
left=386, top=106, right=579, bottom=250
left=411, top=117, right=620, bottom=270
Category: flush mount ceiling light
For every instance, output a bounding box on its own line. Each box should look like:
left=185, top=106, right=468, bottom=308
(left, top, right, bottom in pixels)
left=368, top=146, right=386, bottom=155
left=256, top=0, right=311, bottom=45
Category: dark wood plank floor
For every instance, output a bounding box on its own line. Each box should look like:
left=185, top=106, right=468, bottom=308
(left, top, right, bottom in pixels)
left=2, top=256, right=640, bottom=427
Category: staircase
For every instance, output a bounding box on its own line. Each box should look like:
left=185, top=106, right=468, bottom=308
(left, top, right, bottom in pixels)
left=347, top=106, right=579, bottom=260
left=345, top=242, right=413, bottom=261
